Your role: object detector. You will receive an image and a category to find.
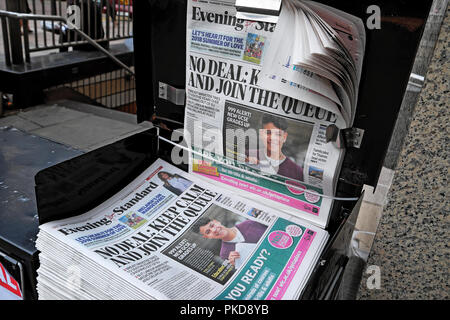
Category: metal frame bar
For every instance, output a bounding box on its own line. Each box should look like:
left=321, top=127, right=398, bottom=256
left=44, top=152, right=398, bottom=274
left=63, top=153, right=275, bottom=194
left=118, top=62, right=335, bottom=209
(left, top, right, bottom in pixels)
left=2, top=1, right=133, bottom=56
left=1, top=15, right=11, bottom=65
left=0, top=9, right=134, bottom=77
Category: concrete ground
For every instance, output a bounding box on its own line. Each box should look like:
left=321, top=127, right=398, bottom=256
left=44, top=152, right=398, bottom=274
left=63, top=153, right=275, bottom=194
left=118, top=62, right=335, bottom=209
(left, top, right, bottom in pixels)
left=357, top=6, right=449, bottom=300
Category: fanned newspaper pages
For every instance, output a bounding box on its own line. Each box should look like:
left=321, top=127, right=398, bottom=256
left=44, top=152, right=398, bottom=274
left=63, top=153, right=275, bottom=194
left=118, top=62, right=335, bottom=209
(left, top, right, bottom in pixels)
left=184, top=0, right=365, bottom=228
left=259, top=0, right=366, bottom=127
left=36, top=159, right=328, bottom=300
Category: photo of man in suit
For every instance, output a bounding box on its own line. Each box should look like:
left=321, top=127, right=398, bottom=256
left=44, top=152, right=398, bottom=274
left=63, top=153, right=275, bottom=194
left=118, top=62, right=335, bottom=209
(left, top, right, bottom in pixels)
left=192, top=217, right=268, bottom=267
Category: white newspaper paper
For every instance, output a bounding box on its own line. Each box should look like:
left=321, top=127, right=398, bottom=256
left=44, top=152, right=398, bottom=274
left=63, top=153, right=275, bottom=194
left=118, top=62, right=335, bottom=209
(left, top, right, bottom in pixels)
left=36, top=159, right=328, bottom=300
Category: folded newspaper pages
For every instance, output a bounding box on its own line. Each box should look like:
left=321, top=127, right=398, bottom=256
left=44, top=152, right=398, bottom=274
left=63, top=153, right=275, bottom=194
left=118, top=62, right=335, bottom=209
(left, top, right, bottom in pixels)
left=36, top=159, right=328, bottom=300
left=184, top=0, right=364, bottom=228
left=259, top=0, right=366, bottom=127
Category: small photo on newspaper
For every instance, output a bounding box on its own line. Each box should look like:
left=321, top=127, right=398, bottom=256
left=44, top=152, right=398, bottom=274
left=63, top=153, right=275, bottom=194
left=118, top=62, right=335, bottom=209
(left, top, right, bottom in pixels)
left=161, top=203, right=268, bottom=285
left=223, top=101, right=314, bottom=183
left=243, top=33, right=266, bottom=64
left=157, top=171, right=194, bottom=196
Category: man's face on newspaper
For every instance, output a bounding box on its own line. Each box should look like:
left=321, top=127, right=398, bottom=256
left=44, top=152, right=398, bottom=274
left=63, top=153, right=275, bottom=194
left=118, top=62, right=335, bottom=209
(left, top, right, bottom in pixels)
left=259, top=122, right=288, bottom=159
left=199, top=219, right=229, bottom=240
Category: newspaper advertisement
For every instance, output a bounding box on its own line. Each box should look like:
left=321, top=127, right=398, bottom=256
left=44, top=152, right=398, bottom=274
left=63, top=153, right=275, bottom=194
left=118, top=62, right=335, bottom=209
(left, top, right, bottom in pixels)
left=37, top=159, right=328, bottom=300
left=184, top=0, right=344, bottom=228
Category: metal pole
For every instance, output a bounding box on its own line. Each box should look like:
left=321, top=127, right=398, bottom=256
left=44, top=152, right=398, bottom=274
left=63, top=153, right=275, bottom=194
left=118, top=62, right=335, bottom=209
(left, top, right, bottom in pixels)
left=50, top=0, right=57, bottom=15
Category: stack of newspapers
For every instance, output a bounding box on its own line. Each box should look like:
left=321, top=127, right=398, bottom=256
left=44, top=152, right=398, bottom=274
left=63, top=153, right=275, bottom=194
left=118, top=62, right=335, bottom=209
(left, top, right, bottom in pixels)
left=184, top=0, right=365, bottom=228
left=36, top=159, right=328, bottom=300
left=36, top=0, right=366, bottom=300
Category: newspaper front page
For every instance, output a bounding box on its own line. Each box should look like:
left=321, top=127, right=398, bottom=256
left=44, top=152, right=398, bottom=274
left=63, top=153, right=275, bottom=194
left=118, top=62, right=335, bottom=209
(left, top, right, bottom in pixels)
left=37, top=159, right=328, bottom=300
left=184, top=0, right=345, bottom=228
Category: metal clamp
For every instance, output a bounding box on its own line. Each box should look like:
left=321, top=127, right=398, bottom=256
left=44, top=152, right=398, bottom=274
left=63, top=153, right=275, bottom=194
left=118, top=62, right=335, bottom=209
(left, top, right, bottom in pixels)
left=326, top=125, right=365, bottom=149
left=158, top=82, right=185, bottom=106
left=235, top=0, right=282, bottom=23
left=407, top=73, right=425, bottom=93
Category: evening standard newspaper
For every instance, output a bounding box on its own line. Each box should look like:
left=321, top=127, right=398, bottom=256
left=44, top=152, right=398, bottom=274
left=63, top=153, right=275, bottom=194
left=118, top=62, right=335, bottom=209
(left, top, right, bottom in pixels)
left=184, top=0, right=348, bottom=228
left=36, top=159, right=328, bottom=300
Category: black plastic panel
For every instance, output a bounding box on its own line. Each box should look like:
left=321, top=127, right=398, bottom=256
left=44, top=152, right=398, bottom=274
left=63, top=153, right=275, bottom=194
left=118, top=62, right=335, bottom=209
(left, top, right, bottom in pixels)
left=0, top=127, right=82, bottom=255
left=35, top=128, right=159, bottom=225
left=301, top=191, right=363, bottom=299
left=0, top=127, right=83, bottom=299
left=134, top=0, right=187, bottom=124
